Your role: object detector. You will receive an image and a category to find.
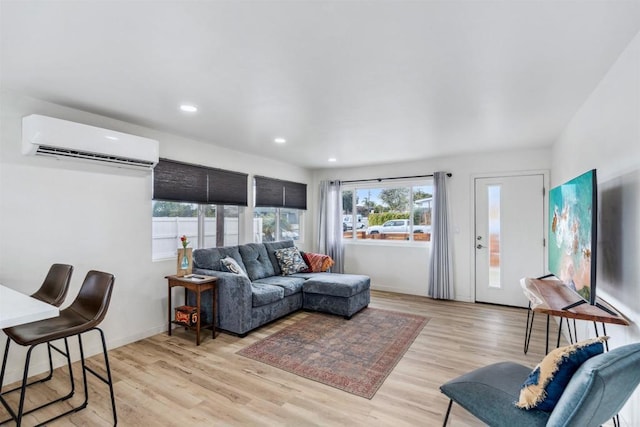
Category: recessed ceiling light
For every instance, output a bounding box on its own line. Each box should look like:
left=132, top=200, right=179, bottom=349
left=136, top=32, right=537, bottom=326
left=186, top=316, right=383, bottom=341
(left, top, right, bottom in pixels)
left=328, top=158, right=337, bottom=162
left=180, top=104, right=198, bottom=113
left=274, top=138, right=286, bottom=144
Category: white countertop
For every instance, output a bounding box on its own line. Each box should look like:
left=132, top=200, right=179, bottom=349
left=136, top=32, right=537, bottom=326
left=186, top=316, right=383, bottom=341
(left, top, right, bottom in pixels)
left=0, top=284, right=60, bottom=329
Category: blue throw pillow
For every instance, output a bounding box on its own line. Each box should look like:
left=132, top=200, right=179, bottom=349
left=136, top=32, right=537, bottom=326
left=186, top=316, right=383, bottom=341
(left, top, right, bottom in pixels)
left=516, top=336, right=607, bottom=411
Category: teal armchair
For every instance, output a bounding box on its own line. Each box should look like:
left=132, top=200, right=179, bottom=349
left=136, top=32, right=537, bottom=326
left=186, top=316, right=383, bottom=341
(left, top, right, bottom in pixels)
left=440, top=343, right=640, bottom=426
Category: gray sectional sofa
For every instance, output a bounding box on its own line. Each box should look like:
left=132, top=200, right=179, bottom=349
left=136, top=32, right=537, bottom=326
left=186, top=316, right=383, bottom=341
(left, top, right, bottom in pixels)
left=188, top=240, right=370, bottom=336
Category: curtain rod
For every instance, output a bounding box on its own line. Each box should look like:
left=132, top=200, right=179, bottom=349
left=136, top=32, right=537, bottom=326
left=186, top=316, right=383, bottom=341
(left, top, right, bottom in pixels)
left=340, top=172, right=452, bottom=184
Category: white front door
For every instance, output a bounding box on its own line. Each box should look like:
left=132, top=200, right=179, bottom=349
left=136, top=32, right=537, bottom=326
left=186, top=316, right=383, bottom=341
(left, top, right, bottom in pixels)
left=474, top=174, right=545, bottom=307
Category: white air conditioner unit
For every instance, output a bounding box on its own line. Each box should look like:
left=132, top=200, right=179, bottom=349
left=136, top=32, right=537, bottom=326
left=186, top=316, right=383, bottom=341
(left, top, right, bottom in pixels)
left=22, top=114, right=159, bottom=170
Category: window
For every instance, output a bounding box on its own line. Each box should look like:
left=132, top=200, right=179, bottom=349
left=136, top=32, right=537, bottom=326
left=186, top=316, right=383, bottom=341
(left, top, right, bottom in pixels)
left=152, top=202, right=240, bottom=260
left=253, top=207, right=302, bottom=243
left=152, top=159, right=247, bottom=260
left=341, top=180, right=433, bottom=242
left=204, top=205, right=240, bottom=248
left=253, top=176, right=306, bottom=243
left=152, top=201, right=198, bottom=260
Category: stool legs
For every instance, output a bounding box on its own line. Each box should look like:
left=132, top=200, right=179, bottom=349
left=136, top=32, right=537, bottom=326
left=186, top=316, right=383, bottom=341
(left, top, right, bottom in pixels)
left=0, top=338, right=75, bottom=426
left=1, top=339, right=75, bottom=396
left=81, top=328, right=117, bottom=424
left=0, top=338, right=13, bottom=419
left=0, top=329, right=116, bottom=426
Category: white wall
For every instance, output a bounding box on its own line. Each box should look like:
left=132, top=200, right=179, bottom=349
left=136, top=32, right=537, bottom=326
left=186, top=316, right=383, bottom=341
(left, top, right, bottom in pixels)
left=0, top=91, right=313, bottom=383
left=551, top=31, right=640, bottom=425
left=313, top=147, right=551, bottom=299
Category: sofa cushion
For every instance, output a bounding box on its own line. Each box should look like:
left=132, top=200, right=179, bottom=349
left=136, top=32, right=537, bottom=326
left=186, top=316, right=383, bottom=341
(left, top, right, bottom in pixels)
left=303, top=273, right=370, bottom=297
left=251, top=283, right=285, bottom=307
left=239, top=243, right=276, bottom=281
left=274, top=247, right=308, bottom=275
left=193, top=246, right=246, bottom=272
left=252, top=276, right=305, bottom=296
left=263, top=240, right=295, bottom=275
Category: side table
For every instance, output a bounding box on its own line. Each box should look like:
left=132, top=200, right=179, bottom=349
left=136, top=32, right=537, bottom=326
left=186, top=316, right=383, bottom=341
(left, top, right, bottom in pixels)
left=522, top=277, right=629, bottom=354
left=165, top=274, right=218, bottom=345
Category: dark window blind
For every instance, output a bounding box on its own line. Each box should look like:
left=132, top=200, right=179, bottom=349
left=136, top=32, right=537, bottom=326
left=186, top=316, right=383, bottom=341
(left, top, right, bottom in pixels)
left=208, top=168, right=248, bottom=206
left=255, top=176, right=285, bottom=207
left=153, top=160, right=208, bottom=203
left=255, top=176, right=307, bottom=210
left=283, top=181, right=307, bottom=210
left=153, top=159, right=248, bottom=206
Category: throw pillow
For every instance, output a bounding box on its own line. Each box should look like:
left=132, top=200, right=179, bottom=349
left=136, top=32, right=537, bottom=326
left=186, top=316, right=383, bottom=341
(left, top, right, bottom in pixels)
left=301, top=252, right=335, bottom=272
left=220, top=256, right=247, bottom=277
left=274, top=247, right=308, bottom=275
left=516, top=336, right=608, bottom=411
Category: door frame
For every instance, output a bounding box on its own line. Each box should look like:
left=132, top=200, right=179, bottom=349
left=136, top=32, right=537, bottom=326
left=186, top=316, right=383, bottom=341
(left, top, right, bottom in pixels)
left=469, top=169, right=550, bottom=303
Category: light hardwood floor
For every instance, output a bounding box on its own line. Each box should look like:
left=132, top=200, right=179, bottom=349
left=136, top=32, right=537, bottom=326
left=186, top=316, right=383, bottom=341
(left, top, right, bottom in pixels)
left=2, top=290, right=561, bottom=426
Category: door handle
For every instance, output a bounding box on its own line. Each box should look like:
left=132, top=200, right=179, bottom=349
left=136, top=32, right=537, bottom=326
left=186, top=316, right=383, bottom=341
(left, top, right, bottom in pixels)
left=476, top=244, right=485, bottom=249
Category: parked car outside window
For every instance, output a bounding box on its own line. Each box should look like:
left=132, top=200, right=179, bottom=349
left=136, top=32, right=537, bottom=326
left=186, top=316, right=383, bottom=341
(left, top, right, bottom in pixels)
left=366, top=219, right=429, bottom=235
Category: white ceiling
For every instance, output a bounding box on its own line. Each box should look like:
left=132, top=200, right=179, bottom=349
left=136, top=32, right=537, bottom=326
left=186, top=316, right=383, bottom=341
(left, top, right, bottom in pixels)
left=2, top=1, right=640, bottom=169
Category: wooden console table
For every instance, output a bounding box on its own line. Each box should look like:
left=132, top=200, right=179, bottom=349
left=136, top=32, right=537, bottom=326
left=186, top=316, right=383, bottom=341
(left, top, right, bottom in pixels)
left=522, top=277, right=629, bottom=354
left=165, top=275, right=217, bottom=345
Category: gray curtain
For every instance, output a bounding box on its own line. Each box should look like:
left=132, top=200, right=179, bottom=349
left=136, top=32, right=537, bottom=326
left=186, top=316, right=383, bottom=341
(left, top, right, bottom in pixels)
left=318, top=180, right=344, bottom=273
left=428, top=172, right=453, bottom=299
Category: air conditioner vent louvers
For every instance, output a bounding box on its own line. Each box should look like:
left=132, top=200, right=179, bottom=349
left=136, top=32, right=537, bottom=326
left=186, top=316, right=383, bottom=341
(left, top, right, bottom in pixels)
left=36, top=146, right=156, bottom=168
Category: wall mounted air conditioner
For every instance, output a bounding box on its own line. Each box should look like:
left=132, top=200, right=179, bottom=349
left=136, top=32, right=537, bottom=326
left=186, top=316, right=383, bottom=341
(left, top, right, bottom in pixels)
left=22, top=114, right=160, bottom=170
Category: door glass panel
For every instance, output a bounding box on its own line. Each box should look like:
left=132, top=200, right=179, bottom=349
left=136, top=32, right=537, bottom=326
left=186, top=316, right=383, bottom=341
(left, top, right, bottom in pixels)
left=488, top=185, right=501, bottom=288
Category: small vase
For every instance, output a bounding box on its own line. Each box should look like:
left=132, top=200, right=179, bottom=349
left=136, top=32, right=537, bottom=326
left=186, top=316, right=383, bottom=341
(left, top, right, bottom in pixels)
left=180, top=249, right=189, bottom=269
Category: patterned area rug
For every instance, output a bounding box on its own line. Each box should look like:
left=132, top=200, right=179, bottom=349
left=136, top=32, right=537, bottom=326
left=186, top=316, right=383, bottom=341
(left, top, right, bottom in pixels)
left=237, top=308, right=429, bottom=399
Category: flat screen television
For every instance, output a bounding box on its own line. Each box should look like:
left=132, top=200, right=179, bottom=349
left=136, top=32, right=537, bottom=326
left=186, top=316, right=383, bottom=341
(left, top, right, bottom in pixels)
left=548, top=169, right=615, bottom=315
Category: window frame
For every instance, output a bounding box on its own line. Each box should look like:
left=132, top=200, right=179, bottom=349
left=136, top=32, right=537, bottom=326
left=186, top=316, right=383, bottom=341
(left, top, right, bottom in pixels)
left=341, top=179, right=433, bottom=245
left=151, top=201, right=242, bottom=261
left=151, top=159, right=248, bottom=261
left=253, top=206, right=304, bottom=243
left=253, top=175, right=306, bottom=244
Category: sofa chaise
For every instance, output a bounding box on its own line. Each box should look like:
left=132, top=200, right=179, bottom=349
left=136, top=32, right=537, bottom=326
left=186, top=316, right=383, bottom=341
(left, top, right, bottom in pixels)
left=187, top=240, right=370, bottom=336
